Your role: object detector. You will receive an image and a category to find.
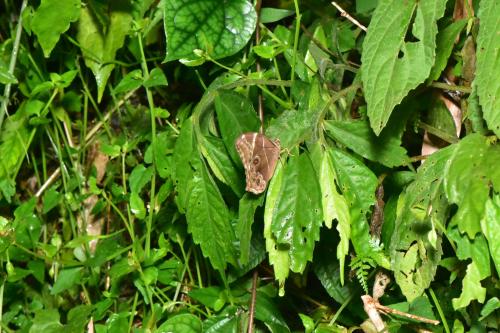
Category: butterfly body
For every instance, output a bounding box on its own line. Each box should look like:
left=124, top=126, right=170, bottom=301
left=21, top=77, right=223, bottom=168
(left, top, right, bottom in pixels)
left=235, top=132, right=280, bottom=194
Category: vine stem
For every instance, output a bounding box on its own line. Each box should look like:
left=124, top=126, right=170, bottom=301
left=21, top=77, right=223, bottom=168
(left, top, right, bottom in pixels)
left=0, top=0, right=28, bottom=134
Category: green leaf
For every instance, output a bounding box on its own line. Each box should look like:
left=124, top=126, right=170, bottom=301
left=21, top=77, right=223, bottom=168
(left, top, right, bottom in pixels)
left=266, top=79, right=325, bottom=149
left=361, top=0, right=447, bottom=134
left=157, top=313, right=202, bottom=333
left=444, top=134, right=500, bottom=238
left=130, top=192, right=146, bottom=219
left=51, top=267, right=83, bottom=294
left=448, top=227, right=491, bottom=279
left=188, top=286, right=225, bottom=311
left=42, top=187, right=61, bottom=214
left=330, top=148, right=378, bottom=258
left=198, top=135, right=245, bottom=196
left=114, top=69, right=143, bottom=94
left=77, top=1, right=132, bottom=102
left=237, top=193, right=264, bottom=265
left=481, top=196, right=500, bottom=276
left=270, top=152, right=322, bottom=273
left=0, top=103, right=32, bottom=182
left=390, top=146, right=453, bottom=301
left=31, top=0, right=81, bottom=57
left=186, top=154, right=237, bottom=271
left=260, top=8, right=294, bottom=24
left=172, top=119, right=196, bottom=212
left=254, top=292, right=290, bottom=333
left=428, top=19, right=467, bottom=81
left=318, top=148, right=350, bottom=284
left=452, top=261, right=486, bottom=309
left=29, top=309, right=63, bottom=333
left=129, top=165, right=153, bottom=193
left=214, top=91, right=260, bottom=164
left=0, top=65, right=17, bottom=84
left=143, top=67, right=168, bottom=88
left=264, top=163, right=289, bottom=295
left=324, top=118, right=409, bottom=167
left=474, top=0, right=500, bottom=137
left=479, top=297, right=500, bottom=321
left=164, top=0, right=257, bottom=61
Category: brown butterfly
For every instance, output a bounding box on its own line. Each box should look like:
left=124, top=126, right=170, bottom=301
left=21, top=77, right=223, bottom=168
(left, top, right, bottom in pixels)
left=235, top=132, right=280, bottom=194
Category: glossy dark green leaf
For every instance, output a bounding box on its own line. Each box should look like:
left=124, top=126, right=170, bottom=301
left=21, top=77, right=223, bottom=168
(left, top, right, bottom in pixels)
left=479, top=297, right=500, bottom=321
left=214, top=91, right=260, bottom=164
left=444, top=134, right=500, bottom=238
left=188, top=286, right=225, bottom=311
left=164, top=0, right=257, bottom=61
left=270, top=152, right=322, bottom=273
left=157, top=313, right=202, bottom=333
left=31, top=0, right=80, bottom=57
left=324, top=119, right=409, bottom=167
left=238, top=193, right=264, bottom=265
left=77, top=1, right=132, bottom=101
left=186, top=154, right=237, bottom=271
left=254, top=292, right=290, bottom=333
left=51, top=267, right=83, bottom=294
left=199, top=135, right=244, bottom=196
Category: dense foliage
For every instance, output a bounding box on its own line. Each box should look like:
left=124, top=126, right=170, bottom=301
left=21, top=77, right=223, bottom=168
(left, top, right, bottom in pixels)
left=0, top=0, right=499, bottom=332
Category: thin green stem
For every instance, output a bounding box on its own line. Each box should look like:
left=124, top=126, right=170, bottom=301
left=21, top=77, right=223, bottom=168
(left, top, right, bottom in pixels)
left=429, top=288, right=450, bottom=333
left=0, top=0, right=28, bottom=133
left=291, top=0, right=301, bottom=86
left=430, top=82, right=472, bottom=94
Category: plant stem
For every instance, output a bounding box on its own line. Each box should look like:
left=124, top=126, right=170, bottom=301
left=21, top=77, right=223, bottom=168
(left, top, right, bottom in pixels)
left=0, top=0, right=27, bottom=134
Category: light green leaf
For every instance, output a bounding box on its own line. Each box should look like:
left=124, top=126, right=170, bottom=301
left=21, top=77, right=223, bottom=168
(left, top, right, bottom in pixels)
left=164, top=0, right=257, bottom=61
left=260, top=8, right=294, bottom=24
left=481, top=196, right=500, bottom=276
left=448, top=227, right=491, bottom=279
left=428, top=19, right=467, bottom=81
left=157, top=313, right=202, bottom=333
left=77, top=2, right=132, bottom=102
left=114, top=69, right=143, bottom=94
left=324, top=119, right=409, bottom=167
left=474, top=0, right=500, bottom=137
left=452, top=261, right=486, bottom=309
left=361, top=0, right=447, bottom=134
left=29, top=309, right=63, bottom=333
left=319, top=149, right=350, bottom=284
left=31, top=0, right=80, bottom=57
left=479, top=297, right=500, bottom=321
left=391, top=146, right=454, bottom=301
left=264, top=163, right=289, bottom=296
left=143, top=67, right=168, bottom=88
left=237, top=193, right=264, bottom=265
left=330, top=148, right=383, bottom=264
left=129, top=165, right=153, bottom=193
left=0, top=65, right=17, bottom=84
left=51, top=267, right=83, bottom=294
left=271, top=152, right=322, bottom=273
left=186, top=154, right=237, bottom=272
left=130, top=192, right=146, bottom=219
left=444, top=134, right=500, bottom=238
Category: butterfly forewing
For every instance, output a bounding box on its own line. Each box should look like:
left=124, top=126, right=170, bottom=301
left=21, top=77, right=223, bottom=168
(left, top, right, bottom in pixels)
left=235, top=132, right=280, bottom=194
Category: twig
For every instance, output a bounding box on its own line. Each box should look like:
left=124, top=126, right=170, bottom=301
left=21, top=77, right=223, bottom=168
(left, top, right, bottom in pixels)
left=430, top=82, right=472, bottom=94
left=331, top=2, right=367, bottom=32
left=375, top=300, right=440, bottom=326
left=35, top=89, right=138, bottom=198
left=0, top=0, right=28, bottom=134
left=247, top=270, right=259, bottom=333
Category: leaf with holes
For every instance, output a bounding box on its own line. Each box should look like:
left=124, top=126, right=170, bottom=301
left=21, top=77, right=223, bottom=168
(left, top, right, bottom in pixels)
left=164, top=0, right=257, bottom=61
left=390, top=146, right=454, bottom=301
left=270, top=152, right=322, bottom=273
left=361, top=0, right=447, bottom=134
